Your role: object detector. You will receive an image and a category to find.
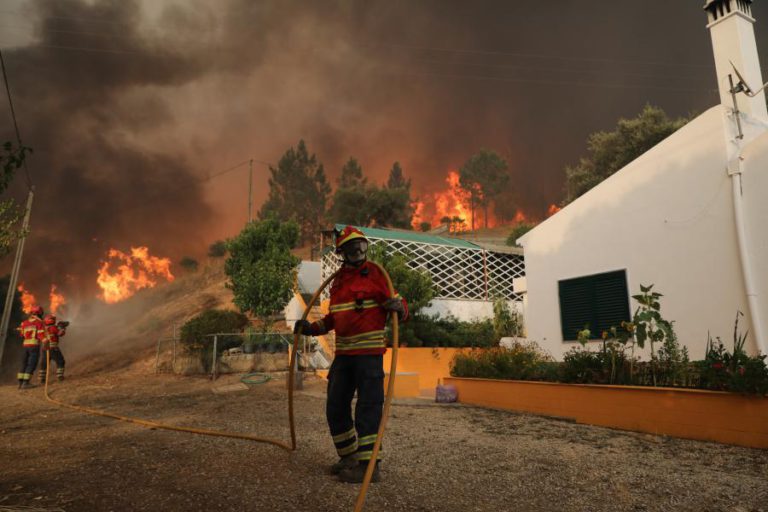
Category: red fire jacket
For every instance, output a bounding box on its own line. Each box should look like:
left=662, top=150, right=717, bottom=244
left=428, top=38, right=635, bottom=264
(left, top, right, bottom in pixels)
left=44, top=325, right=65, bottom=349
left=309, top=261, right=408, bottom=356
left=20, top=315, right=45, bottom=347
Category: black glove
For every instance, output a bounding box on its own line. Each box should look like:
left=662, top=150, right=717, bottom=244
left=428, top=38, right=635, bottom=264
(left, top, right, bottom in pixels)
left=383, top=298, right=405, bottom=316
left=293, top=320, right=312, bottom=335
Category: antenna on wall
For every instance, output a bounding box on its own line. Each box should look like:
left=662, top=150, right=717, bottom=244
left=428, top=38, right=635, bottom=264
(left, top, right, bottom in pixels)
left=730, top=60, right=768, bottom=97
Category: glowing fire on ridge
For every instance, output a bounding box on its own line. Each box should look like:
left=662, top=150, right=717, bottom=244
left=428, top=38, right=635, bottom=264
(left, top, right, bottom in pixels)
left=412, top=170, right=472, bottom=231
left=17, top=284, right=37, bottom=314
left=547, top=204, right=562, bottom=217
left=97, top=246, right=175, bottom=304
left=49, top=284, right=66, bottom=315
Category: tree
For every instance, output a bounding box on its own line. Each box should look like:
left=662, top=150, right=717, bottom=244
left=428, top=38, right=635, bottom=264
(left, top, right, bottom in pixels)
left=207, top=240, right=227, bottom=258
left=0, top=142, right=31, bottom=258
left=459, top=149, right=509, bottom=230
left=368, top=244, right=436, bottom=315
left=419, top=222, right=431, bottom=232
left=224, top=216, right=300, bottom=333
left=386, top=162, right=410, bottom=189
left=329, top=158, right=372, bottom=226
left=564, top=105, right=689, bottom=204
left=329, top=159, right=415, bottom=229
left=371, top=162, right=414, bottom=228
left=505, top=222, right=537, bottom=247
left=179, top=256, right=199, bottom=272
left=259, top=140, right=331, bottom=245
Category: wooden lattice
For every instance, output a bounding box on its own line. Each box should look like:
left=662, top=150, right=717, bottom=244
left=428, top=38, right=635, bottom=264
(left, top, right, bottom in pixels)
left=321, top=237, right=525, bottom=301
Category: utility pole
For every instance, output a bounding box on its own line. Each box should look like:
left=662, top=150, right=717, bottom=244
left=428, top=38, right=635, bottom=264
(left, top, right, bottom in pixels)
left=248, top=158, right=253, bottom=223
left=0, top=188, right=34, bottom=366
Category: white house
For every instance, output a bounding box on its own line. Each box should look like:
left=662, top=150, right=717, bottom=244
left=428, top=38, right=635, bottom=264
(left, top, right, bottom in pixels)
left=517, top=0, right=768, bottom=360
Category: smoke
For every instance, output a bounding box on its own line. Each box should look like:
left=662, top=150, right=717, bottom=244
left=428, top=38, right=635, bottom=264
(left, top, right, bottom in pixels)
left=2, top=0, right=766, bottom=304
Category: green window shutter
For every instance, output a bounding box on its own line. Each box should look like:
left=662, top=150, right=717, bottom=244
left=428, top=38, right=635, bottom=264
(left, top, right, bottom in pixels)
left=558, top=270, right=630, bottom=341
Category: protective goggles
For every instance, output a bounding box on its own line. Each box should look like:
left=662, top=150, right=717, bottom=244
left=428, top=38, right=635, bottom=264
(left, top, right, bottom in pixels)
left=339, top=239, right=368, bottom=258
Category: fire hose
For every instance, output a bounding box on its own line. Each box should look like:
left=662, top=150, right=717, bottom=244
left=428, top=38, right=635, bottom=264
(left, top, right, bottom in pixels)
left=43, top=261, right=399, bottom=512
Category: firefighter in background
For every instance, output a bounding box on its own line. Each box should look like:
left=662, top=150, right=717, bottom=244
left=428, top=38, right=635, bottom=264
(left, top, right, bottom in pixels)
left=40, top=315, right=67, bottom=383
left=294, top=226, right=408, bottom=484
left=17, top=306, right=45, bottom=389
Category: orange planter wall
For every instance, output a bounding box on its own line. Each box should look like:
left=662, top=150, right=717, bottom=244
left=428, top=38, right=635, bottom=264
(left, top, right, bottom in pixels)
left=444, top=377, right=768, bottom=449
left=383, top=348, right=467, bottom=395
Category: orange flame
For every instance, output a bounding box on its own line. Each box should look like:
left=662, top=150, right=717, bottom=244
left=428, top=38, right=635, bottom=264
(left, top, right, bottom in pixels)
left=547, top=203, right=562, bottom=217
left=411, top=201, right=426, bottom=229
left=49, top=284, right=66, bottom=315
left=17, top=283, right=37, bottom=314
left=96, top=246, right=175, bottom=304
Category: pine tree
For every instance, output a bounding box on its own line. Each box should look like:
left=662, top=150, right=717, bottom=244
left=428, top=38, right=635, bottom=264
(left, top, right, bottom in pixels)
left=258, top=140, right=330, bottom=245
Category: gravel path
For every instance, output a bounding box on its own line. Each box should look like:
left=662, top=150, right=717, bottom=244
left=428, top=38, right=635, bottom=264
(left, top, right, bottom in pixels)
left=1, top=371, right=767, bottom=512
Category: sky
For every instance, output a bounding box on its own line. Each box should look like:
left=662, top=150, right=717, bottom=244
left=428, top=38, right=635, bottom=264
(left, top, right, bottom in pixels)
left=0, top=0, right=767, bottom=300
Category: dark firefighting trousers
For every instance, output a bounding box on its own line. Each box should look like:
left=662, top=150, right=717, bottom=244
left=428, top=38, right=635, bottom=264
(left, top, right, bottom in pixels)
left=326, top=354, right=384, bottom=462
left=40, top=348, right=65, bottom=381
left=18, top=346, right=40, bottom=383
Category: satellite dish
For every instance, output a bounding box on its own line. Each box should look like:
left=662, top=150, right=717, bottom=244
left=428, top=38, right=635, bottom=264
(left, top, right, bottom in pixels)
left=730, top=61, right=754, bottom=95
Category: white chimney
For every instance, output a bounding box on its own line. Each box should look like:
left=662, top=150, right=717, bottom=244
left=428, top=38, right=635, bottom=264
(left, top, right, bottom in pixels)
left=705, top=0, right=767, bottom=122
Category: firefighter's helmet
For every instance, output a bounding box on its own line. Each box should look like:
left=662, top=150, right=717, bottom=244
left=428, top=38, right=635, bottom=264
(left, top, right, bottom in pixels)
left=30, top=306, right=44, bottom=317
left=335, top=225, right=367, bottom=250
left=44, top=315, right=56, bottom=326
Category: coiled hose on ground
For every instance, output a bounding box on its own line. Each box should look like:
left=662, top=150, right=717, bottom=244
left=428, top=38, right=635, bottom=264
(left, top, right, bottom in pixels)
left=43, top=262, right=399, bottom=512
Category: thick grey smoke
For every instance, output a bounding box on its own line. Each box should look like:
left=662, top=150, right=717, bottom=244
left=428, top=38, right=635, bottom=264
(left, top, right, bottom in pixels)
left=1, top=0, right=767, bottom=303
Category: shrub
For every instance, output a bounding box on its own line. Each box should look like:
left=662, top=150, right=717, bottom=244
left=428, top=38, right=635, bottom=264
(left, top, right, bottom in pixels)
left=450, top=341, right=554, bottom=380
left=505, top=222, right=536, bottom=247
left=698, top=312, right=768, bottom=394
left=410, top=314, right=496, bottom=348
left=181, top=309, right=248, bottom=349
left=179, top=256, right=199, bottom=272
left=208, top=240, right=227, bottom=257
left=493, top=298, right=522, bottom=340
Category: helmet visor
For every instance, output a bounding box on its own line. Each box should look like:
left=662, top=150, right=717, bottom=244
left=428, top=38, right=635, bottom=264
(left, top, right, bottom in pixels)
left=340, top=239, right=368, bottom=263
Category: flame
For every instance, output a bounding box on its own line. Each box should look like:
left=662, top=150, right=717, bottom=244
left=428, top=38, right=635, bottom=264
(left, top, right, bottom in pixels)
left=96, top=246, right=175, bottom=304
left=49, top=284, right=66, bottom=315
left=411, top=201, right=426, bottom=229
left=547, top=203, right=562, bottom=217
left=17, top=284, right=38, bottom=314
left=513, top=210, right=528, bottom=223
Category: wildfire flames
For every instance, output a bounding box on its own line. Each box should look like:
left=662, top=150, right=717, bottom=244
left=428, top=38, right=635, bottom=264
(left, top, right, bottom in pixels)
left=547, top=204, right=562, bottom=217
left=49, top=284, right=66, bottom=315
left=412, top=171, right=472, bottom=231
left=17, top=284, right=37, bottom=314
left=97, top=246, right=175, bottom=304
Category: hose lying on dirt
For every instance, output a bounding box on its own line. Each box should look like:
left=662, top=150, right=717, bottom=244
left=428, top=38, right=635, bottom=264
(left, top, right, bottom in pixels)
left=240, top=372, right=271, bottom=385
left=42, top=262, right=399, bottom=512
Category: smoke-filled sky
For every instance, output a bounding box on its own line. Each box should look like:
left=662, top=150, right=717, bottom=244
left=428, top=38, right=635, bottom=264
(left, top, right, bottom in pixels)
left=1, top=0, right=767, bottom=301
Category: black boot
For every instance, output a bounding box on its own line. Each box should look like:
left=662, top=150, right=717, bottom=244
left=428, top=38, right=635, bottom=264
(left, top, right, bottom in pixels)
left=338, top=461, right=381, bottom=484
left=330, top=454, right=357, bottom=475
left=18, top=380, right=23, bottom=389
left=19, top=381, right=30, bottom=390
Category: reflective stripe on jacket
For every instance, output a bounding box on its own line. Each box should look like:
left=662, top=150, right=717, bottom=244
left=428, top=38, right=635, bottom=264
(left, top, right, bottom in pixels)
left=20, top=316, right=44, bottom=347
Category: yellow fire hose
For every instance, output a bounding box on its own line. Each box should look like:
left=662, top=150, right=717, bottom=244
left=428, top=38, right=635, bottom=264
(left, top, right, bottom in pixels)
left=43, top=261, right=399, bottom=512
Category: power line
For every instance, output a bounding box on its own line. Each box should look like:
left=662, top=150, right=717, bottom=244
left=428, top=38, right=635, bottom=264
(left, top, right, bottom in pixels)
left=0, top=47, right=32, bottom=189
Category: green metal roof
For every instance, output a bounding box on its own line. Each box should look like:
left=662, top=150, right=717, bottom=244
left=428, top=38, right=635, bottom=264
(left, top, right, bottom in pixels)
left=334, top=224, right=481, bottom=250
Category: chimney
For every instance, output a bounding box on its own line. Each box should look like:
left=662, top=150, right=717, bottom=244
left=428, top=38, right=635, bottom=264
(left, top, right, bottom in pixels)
left=705, top=0, right=767, bottom=121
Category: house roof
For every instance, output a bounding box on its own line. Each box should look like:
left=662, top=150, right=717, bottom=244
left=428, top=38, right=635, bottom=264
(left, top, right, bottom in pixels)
left=333, top=224, right=482, bottom=250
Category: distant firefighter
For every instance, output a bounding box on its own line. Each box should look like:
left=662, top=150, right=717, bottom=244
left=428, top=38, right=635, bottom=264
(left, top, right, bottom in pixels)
left=17, top=306, right=45, bottom=389
left=40, top=315, right=68, bottom=383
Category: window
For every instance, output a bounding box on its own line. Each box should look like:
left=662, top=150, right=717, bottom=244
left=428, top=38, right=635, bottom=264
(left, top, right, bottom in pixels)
left=558, top=270, right=631, bottom=341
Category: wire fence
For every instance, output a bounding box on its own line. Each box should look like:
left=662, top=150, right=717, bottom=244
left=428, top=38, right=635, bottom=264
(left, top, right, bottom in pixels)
left=154, top=332, right=328, bottom=380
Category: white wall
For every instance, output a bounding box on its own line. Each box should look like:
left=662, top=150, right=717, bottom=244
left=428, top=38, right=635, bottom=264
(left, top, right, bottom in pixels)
left=742, top=130, right=768, bottom=353
left=421, top=298, right=522, bottom=323
left=519, top=106, right=761, bottom=360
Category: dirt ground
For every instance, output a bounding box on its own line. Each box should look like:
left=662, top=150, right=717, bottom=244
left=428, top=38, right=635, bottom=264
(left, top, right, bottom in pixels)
left=1, top=367, right=767, bottom=512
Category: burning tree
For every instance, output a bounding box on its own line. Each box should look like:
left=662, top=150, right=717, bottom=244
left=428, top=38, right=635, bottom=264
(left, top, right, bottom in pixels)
left=458, top=149, right=509, bottom=230
left=0, top=142, right=31, bottom=258
left=224, top=216, right=300, bottom=333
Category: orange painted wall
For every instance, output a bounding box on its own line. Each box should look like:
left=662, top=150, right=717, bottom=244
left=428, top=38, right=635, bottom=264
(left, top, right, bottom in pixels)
left=383, top=348, right=468, bottom=394
left=444, top=377, right=768, bottom=449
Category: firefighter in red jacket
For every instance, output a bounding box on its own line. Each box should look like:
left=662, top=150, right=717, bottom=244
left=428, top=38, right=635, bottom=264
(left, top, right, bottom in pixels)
left=40, top=315, right=66, bottom=383
left=17, top=306, right=45, bottom=389
left=294, top=226, right=408, bottom=484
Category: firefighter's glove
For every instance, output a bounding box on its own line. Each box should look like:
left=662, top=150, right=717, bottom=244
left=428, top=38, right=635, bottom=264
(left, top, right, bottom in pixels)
left=383, top=297, right=405, bottom=317
left=293, top=320, right=312, bottom=335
